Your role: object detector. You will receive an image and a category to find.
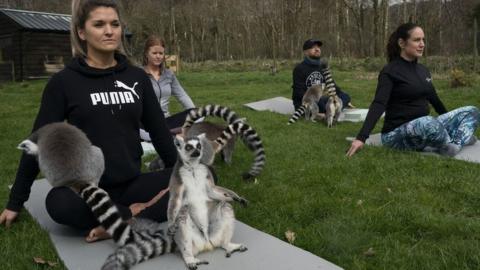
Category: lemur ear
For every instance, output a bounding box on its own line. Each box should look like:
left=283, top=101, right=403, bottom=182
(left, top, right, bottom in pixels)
left=233, top=117, right=247, bottom=124
left=179, top=127, right=187, bottom=138
left=197, top=133, right=206, bottom=140
left=17, top=139, right=38, bottom=155
left=212, top=141, right=222, bottom=153
left=174, top=135, right=184, bottom=147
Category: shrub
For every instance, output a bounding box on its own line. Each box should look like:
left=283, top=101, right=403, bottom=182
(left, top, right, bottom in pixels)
left=450, top=68, right=472, bottom=88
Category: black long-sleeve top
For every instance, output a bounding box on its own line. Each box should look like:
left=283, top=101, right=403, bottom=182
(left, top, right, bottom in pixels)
left=7, top=54, right=177, bottom=211
left=291, top=59, right=346, bottom=109
left=356, top=57, right=447, bottom=142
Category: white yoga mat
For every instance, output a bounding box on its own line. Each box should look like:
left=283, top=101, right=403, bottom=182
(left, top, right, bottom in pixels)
left=244, top=97, right=296, bottom=115
left=23, top=179, right=342, bottom=270
left=141, top=141, right=156, bottom=156
left=244, top=96, right=370, bottom=122
left=347, top=133, right=480, bottom=163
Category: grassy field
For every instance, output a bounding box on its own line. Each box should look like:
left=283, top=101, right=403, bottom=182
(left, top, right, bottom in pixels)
left=1, top=69, right=480, bottom=269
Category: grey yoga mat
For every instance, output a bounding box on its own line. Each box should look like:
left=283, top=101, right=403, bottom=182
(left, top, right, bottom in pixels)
left=22, top=179, right=343, bottom=270
left=347, top=133, right=480, bottom=164
left=244, top=96, right=370, bottom=122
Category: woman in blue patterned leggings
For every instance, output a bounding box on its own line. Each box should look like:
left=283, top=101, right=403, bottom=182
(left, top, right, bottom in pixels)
left=381, top=106, right=479, bottom=155
left=347, top=23, right=479, bottom=157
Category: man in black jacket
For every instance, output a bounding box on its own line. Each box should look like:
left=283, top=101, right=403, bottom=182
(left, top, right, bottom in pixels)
left=292, top=39, right=353, bottom=113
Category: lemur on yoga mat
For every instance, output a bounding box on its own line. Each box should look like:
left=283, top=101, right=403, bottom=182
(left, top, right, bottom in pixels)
left=17, top=122, right=182, bottom=270
left=167, top=133, right=249, bottom=270
left=288, top=84, right=323, bottom=124
left=322, top=68, right=343, bottom=128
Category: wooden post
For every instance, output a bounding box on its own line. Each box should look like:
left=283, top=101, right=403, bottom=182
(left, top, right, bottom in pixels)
left=11, top=61, right=15, bottom=82
left=474, top=18, right=478, bottom=73
left=165, top=55, right=179, bottom=74
left=176, top=51, right=180, bottom=74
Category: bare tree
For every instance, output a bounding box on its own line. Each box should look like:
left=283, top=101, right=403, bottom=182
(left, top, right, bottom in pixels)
left=2, top=0, right=477, bottom=61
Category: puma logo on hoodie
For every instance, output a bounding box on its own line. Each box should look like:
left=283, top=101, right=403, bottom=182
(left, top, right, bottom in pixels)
left=90, top=80, right=139, bottom=106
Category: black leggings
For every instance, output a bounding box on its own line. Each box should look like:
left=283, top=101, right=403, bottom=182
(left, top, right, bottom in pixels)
left=317, top=90, right=351, bottom=113
left=45, top=169, right=172, bottom=230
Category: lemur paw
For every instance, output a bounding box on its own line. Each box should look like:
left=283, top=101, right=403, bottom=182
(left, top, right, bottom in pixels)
left=167, top=226, right=176, bottom=236
left=235, top=197, right=248, bottom=207
left=187, top=260, right=209, bottom=270
left=226, top=245, right=248, bottom=257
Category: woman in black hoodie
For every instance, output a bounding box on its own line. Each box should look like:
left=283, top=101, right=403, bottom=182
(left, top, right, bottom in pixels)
left=347, top=23, right=479, bottom=157
left=0, top=0, right=177, bottom=242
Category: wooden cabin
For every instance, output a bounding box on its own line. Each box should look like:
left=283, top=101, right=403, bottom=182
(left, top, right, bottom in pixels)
left=0, top=8, right=73, bottom=81
left=0, top=8, right=131, bottom=82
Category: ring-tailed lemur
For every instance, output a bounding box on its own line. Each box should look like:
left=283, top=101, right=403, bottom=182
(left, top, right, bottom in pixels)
left=17, top=122, right=105, bottom=189
left=185, top=121, right=237, bottom=164
left=322, top=68, right=343, bottom=128
left=288, top=84, right=324, bottom=124
left=182, top=104, right=239, bottom=130
left=17, top=122, right=179, bottom=270
left=181, top=105, right=265, bottom=180
left=149, top=120, right=239, bottom=172
left=168, top=133, right=248, bottom=270
left=149, top=104, right=240, bottom=172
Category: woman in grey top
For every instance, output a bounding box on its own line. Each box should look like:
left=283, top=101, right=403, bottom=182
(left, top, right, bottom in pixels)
left=141, top=35, right=195, bottom=139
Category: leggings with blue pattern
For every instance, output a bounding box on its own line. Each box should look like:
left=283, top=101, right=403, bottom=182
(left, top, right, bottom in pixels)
left=381, top=106, right=480, bottom=151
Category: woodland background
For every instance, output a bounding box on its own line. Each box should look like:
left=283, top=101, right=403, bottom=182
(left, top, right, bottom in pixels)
left=1, top=0, right=480, bottom=65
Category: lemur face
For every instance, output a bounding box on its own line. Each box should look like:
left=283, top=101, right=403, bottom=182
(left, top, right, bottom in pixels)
left=17, top=139, right=39, bottom=156
left=174, top=135, right=203, bottom=163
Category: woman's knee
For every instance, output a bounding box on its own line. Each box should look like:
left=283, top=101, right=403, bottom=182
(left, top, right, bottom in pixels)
left=45, top=187, right=95, bottom=229
left=421, top=118, right=447, bottom=143
left=46, top=187, right=72, bottom=222
left=453, top=106, right=479, bottom=118
left=460, top=105, right=479, bottom=113
left=465, top=106, right=480, bottom=120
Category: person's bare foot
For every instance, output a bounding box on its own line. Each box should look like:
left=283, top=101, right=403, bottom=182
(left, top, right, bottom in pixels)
left=85, top=226, right=111, bottom=243
left=347, top=102, right=356, bottom=108
left=316, top=113, right=326, bottom=120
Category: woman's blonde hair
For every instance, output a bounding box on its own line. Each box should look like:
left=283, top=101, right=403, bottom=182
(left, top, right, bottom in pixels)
left=70, top=0, right=128, bottom=58
left=142, top=35, right=166, bottom=67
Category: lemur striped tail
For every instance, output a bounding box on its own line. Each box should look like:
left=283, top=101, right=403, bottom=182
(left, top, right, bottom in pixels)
left=77, top=183, right=179, bottom=270
left=101, top=219, right=177, bottom=270
left=288, top=105, right=307, bottom=125
left=322, top=68, right=336, bottom=95
left=323, top=68, right=340, bottom=105
left=77, top=183, right=134, bottom=246
left=184, top=105, right=265, bottom=180
left=214, top=120, right=266, bottom=180
left=183, top=104, right=239, bottom=130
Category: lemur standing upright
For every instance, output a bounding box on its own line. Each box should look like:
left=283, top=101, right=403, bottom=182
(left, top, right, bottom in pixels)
left=105, top=112, right=253, bottom=269
left=322, top=68, right=343, bottom=128
left=168, top=133, right=248, bottom=270
left=288, top=84, right=324, bottom=124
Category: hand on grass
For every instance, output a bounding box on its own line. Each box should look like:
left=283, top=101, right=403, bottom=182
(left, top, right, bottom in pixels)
left=0, top=209, right=19, bottom=228
left=346, top=139, right=364, bottom=157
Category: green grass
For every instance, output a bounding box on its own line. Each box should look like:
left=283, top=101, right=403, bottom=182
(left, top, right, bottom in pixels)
left=1, top=70, right=480, bottom=270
